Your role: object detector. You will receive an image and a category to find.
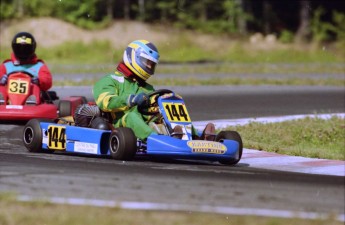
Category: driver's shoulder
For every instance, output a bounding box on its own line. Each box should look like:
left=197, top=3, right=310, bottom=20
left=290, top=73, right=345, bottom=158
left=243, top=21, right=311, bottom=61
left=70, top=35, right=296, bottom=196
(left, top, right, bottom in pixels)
left=36, top=59, right=46, bottom=64
left=103, top=72, right=125, bottom=84
left=2, top=59, right=13, bottom=65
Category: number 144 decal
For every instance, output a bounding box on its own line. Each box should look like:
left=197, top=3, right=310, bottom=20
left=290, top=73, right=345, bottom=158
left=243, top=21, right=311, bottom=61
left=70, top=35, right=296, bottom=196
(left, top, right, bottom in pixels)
left=47, top=125, right=66, bottom=150
left=163, top=102, right=191, bottom=122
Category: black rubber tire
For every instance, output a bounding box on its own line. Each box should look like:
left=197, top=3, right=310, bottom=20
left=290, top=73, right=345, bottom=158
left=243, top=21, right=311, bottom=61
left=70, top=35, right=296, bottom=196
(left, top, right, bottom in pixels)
left=23, top=119, right=44, bottom=152
left=216, top=131, right=243, bottom=165
left=58, top=100, right=72, bottom=117
left=109, top=127, right=137, bottom=161
left=90, top=117, right=110, bottom=130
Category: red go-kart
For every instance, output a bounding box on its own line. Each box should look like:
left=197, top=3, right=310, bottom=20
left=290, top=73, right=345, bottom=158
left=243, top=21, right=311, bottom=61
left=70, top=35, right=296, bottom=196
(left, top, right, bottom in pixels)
left=0, top=71, right=86, bottom=123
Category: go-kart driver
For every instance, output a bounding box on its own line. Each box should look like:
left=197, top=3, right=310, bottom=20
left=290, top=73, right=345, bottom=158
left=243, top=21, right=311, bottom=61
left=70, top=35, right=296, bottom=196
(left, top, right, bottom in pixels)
left=93, top=39, right=215, bottom=141
left=0, top=32, right=52, bottom=91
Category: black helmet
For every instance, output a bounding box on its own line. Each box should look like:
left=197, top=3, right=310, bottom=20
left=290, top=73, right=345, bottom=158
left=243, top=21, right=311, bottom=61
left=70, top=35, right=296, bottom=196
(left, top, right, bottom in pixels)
left=11, top=32, right=36, bottom=61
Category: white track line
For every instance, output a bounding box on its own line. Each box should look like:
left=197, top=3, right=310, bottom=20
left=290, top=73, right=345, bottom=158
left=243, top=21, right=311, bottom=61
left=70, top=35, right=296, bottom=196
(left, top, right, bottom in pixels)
left=242, top=148, right=345, bottom=176
left=17, top=195, right=345, bottom=222
left=194, top=113, right=345, bottom=130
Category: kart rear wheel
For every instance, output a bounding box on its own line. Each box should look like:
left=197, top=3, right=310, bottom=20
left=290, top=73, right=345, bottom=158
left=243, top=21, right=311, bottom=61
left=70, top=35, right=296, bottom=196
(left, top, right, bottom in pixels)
left=58, top=100, right=72, bottom=117
left=216, top=131, right=243, bottom=165
left=109, top=127, right=137, bottom=161
left=23, top=119, right=44, bottom=152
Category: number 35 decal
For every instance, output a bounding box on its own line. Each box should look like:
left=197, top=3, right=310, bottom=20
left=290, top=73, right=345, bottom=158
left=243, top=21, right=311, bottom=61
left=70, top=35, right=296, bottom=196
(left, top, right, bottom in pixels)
left=9, top=80, right=29, bottom=94
left=163, top=103, right=191, bottom=122
left=47, top=126, right=66, bottom=150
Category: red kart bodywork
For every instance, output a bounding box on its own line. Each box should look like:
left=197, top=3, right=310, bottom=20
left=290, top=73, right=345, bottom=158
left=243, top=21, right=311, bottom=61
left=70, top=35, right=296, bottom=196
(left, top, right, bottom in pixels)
left=0, top=72, right=85, bottom=122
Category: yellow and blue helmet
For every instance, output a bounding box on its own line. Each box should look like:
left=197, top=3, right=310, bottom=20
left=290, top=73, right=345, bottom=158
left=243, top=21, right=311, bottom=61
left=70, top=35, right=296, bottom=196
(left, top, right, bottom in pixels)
left=123, top=40, right=160, bottom=81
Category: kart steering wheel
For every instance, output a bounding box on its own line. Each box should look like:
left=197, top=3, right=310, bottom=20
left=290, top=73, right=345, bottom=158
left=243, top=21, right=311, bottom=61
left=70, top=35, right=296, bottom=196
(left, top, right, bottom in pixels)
left=137, top=89, right=174, bottom=115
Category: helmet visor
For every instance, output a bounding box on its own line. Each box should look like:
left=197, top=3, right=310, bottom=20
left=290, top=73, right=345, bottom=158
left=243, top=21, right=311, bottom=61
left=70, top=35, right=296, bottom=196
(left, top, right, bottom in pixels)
left=140, top=56, right=157, bottom=75
left=13, top=44, right=34, bottom=60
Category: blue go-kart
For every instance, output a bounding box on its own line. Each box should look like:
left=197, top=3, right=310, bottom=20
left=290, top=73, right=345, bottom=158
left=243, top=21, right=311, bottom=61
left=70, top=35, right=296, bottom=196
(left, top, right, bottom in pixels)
left=23, top=89, right=243, bottom=165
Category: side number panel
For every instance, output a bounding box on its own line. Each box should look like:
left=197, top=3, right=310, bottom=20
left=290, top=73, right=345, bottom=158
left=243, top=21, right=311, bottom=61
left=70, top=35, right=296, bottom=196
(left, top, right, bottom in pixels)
left=47, top=125, right=66, bottom=150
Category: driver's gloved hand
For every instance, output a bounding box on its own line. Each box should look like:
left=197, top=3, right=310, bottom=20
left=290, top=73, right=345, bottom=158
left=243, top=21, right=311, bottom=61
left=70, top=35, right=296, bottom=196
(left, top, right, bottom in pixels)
left=128, top=92, right=149, bottom=108
left=0, top=74, right=8, bottom=85
left=31, top=77, right=39, bottom=85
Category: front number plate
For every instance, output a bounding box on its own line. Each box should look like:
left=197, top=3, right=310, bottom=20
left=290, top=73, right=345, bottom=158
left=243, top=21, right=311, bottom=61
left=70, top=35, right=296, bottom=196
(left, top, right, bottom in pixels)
left=163, top=102, right=191, bottom=122
left=8, top=80, right=29, bottom=95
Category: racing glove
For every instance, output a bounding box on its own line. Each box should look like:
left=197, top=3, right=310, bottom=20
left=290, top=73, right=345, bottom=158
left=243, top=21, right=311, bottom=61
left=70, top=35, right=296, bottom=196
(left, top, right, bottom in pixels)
left=127, top=92, right=149, bottom=108
left=31, top=77, right=40, bottom=85
left=0, top=74, right=8, bottom=85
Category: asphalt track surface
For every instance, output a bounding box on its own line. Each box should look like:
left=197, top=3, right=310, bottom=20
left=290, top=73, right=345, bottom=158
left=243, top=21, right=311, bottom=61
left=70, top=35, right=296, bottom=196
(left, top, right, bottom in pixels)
left=1, top=85, right=344, bottom=221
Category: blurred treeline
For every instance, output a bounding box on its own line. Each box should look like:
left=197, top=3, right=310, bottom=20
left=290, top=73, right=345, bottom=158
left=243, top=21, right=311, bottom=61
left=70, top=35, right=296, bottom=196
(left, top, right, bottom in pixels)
left=1, top=0, right=344, bottom=44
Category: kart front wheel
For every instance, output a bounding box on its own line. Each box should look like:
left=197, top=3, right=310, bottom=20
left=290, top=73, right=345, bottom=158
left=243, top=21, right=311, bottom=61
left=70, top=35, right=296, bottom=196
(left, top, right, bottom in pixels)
left=23, top=119, right=44, bottom=152
left=109, top=127, right=137, bottom=161
left=216, top=131, right=243, bottom=165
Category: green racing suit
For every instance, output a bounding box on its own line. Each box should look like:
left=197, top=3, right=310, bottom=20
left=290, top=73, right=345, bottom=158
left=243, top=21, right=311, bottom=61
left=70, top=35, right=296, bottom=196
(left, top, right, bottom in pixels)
left=93, top=70, right=156, bottom=140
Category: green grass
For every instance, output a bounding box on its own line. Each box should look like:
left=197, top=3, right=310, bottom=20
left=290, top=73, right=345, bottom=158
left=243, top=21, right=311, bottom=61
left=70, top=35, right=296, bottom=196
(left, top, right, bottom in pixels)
left=0, top=194, right=342, bottom=225
left=0, top=40, right=118, bottom=65
left=158, top=36, right=344, bottom=64
left=221, top=45, right=343, bottom=64
left=224, top=116, right=345, bottom=160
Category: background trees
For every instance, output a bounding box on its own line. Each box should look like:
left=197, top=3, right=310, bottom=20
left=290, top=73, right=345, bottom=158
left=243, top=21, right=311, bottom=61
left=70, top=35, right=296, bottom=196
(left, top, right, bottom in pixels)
left=0, top=0, right=344, bottom=43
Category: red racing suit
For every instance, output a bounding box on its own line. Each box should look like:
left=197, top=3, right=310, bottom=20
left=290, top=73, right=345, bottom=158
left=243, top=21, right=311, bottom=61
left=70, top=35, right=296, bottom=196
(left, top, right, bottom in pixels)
left=0, top=53, right=52, bottom=91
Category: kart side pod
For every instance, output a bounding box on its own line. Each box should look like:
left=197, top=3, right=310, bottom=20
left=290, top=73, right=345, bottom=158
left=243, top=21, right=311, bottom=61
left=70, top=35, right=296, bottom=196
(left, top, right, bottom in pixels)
left=145, top=130, right=243, bottom=165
